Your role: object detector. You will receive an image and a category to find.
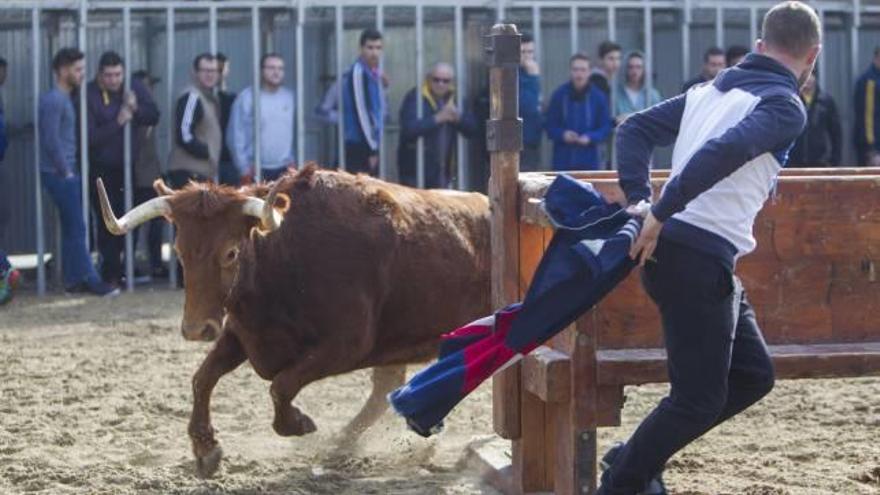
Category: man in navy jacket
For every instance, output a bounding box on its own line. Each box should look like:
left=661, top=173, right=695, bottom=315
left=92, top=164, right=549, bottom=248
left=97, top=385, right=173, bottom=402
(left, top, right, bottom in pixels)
left=602, top=3, right=820, bottom=493
left=545, top=53, right=612, bottom=171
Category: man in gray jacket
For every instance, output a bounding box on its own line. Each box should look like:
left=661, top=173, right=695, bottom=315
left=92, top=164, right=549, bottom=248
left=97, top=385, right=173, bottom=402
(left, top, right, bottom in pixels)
left=227, top=53, right=295, bottom=183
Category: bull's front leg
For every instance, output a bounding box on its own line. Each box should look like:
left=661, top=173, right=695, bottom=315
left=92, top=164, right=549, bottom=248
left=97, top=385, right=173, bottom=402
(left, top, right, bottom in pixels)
left=188, top=329, right=247, bottom=478
left=269, top=350, right=352, bottom=437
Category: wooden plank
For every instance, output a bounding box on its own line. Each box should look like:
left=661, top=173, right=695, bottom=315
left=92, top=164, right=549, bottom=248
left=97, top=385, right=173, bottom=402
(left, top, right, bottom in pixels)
left=522, top=346, right=571, bottom=403
left=596, top=385, right=625, bottom=427
left=597, top=342, right=880, bottom=385
left=519, top=223, right=545, bottom=300
left=511, top=391, right=551, bottom=493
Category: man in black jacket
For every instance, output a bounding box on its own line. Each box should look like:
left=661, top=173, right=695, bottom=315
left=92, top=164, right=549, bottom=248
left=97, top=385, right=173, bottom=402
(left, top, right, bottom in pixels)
left=789, top=70, right=842, bottom=167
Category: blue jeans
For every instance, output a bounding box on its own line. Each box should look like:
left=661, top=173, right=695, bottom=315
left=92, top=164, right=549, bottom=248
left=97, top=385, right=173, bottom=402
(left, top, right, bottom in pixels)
left=41, top=172, right=99, bottom=287
left=599, top=238, right=775, bottom=494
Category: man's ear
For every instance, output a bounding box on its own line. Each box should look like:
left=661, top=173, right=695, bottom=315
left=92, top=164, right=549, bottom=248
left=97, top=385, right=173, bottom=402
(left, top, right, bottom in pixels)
left=755, top=39, right=767, bottom=54
left=806, top=44, right=822, bottom=68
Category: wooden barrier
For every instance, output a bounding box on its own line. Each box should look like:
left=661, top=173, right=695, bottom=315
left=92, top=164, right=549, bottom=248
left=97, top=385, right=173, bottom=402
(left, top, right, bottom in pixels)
left=473, top=168, right=880, bottom=494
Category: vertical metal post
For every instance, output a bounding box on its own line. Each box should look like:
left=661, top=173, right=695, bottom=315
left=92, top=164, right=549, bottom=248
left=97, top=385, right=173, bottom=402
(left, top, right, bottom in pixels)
left=296, top=0, right=305, bottom=168
left=416, top=5, right=424, bottom=188
left=335, top=5, right=345, bottom=171
left=454, top=4, right=466, bottom=190
left=819, top=9, right=827, bottom=89
left=79, top=0, right=89, bottom=232
left=683, top=0, right=691, bottom=81
left=609, top=6, right=617, bottom=44
left=377, top=4, right=386, bottom=180
left=532, top=4, right=541, bottom=58
left=32, top=7, right=46, bottom=296
left=570, top=5, right=578, bottom=55
left=496, top=0, right=505, bottom=23
left=852, top=0, right=861, bottom=83
left=749, top=6, right=757, bottom=47
left=167, top=6, right=177, bottom=290
left=716, top=5, right=724, bottom=49
left=209, top=5, right=218, bottom=58
left=645, top=6, right=653, bottom=103
left=123, top=6, right=134, bottom=292
left=252, top=5, right=262, bottom=181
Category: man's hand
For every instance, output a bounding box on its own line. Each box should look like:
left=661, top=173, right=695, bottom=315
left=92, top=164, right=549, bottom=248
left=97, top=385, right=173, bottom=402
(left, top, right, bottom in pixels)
left=117, top=106, right=133, bottom=126
left=869, top=151, right=880, bottom=167
left=125, top=91, right=138, bottom=112
left=522, top=59, right=540, bottom=76
left=381, top=73, right=390, bottom=89
left=577, top=134, right=591, bottom=146
left=563, top=130, right=579, bottom=144
left=435, top=101, right=459, bottom=124
left=368, top=154, right=379, bottom=172
left=629, top=211, right=663, bottom=267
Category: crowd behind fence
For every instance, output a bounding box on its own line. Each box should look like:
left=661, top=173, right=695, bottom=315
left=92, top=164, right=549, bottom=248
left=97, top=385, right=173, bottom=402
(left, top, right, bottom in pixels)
left=1, top=0, right=880, bottom=298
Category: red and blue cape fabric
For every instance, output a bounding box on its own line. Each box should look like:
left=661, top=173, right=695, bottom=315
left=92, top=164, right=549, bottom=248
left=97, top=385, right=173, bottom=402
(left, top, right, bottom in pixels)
left=388, top=174, right=643, bottom=437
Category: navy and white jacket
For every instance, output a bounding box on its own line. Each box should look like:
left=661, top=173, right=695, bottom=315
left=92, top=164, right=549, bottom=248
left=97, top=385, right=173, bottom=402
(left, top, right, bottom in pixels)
left=617, top=53, right=807, bottom=268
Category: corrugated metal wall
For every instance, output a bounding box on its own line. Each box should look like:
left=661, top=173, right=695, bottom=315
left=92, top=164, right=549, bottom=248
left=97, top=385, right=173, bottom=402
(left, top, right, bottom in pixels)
left=0, top=3, right=876, bottom=256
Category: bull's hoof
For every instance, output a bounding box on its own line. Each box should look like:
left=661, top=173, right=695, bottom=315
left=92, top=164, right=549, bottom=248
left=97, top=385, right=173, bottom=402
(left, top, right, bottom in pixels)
left=195, top=444, right=223, bottom=478
left=273, top=411, right=317, bottom=437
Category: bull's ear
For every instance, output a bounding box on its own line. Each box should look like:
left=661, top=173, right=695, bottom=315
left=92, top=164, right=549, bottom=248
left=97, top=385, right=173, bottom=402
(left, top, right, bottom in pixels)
left=153, top=178, right=175, bottom=197
left=273, top=193, right=291, bottom=214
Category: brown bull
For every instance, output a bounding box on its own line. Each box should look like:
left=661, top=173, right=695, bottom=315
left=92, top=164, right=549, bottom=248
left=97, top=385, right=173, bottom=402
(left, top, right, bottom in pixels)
left=96, top=165, right=490, bottom=477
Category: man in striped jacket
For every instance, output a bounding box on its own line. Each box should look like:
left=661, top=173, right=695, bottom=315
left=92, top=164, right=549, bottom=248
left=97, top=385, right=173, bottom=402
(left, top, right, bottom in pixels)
left=602, top=2, right=820, bottom=493
left=342, top=29, right=386, bottom=176
left=167, top=53, right=222, bottom=188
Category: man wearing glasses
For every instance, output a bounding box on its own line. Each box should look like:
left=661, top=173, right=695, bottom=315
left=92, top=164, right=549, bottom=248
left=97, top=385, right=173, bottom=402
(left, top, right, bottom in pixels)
left=398, top=62, right=477, bottom=189
left=167, top=53, right=222, bottom=188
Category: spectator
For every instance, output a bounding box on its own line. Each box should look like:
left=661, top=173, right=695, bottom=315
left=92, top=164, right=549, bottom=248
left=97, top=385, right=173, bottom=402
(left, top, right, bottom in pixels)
left=132, top=70, right=167, bottom=280
left=167, top=53, right=222, bottom=188
left=342, top=28, right=386, bottom=176
left=519, top=32, right=543, bottom=172
left=614, top=51, right=662, bottom=123
left=0, top=56, right=19, bottom=305
left=682, top=47, right=725, bottom=92
left=86, top=51, right=160, bottom=287
left=40, top=48, right=118, bottom=296
left=314, top=79, right=340, bottom=126
left=854, top=47, right=880, bottom=166
left=790, top=70, right=842, bottom=167
left=228, top=53, right=296, bottom=183
left=216, top=53, right=239, bottom=186
left=398, top=62, right=477, bottom=189
left=589, top=41, right=622, bottom=97
left=545, top=53, right=612, bottom=171
left=726, top=45, right=750, bottom=67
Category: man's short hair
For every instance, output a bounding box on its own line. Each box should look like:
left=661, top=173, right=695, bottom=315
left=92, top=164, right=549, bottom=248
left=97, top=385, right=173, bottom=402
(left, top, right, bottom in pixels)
left=761, top=1, right=822, bottom=58
left=521, top=32, right=534, bottom=44
left=359, top=28, right=382, bottom=47
left=725, top=45, right=750, bottom=66
left=216, top=52, right=228, bottom=64
left=703, top=47, right=725, bottom=62
left=570, top=52, right=591, bottom=65
left=0, top=57, right=7, bottom=68
left=260, top=52, right=283, bottom=68
left=598, top=41, right=621, bottom=59
left=52, top=47, right=84, bottom=72
left=98, top=51, right=124, bottom=71
left=192, top=52, right=216, bottom=71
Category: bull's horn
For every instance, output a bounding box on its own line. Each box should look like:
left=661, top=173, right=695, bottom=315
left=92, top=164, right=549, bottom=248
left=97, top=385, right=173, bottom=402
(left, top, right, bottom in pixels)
left=97, top=178, right=171, bottom=236
left=241, top=196, right=283, bottom=232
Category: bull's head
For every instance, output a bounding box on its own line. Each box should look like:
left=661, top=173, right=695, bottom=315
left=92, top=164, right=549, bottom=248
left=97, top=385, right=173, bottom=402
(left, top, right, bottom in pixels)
left=95, top=177, right=286, bottom=341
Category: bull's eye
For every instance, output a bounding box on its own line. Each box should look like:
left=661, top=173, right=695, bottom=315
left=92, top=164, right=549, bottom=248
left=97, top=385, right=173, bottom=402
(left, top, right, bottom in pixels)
left=221, top=247, right=239, bottom=267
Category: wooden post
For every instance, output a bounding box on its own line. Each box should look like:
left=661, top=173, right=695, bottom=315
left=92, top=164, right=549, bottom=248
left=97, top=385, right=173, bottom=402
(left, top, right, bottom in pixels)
left=487, top=22, right=523, bottom=442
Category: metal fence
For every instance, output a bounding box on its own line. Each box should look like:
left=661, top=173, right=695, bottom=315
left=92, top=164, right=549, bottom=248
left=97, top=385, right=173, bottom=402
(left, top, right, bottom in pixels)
left=1, top=0, right=879, bottom=295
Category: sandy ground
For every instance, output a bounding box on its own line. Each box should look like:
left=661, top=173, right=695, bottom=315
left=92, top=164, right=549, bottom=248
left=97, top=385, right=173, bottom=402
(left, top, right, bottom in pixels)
left=0, top=289, right=878, bottom=495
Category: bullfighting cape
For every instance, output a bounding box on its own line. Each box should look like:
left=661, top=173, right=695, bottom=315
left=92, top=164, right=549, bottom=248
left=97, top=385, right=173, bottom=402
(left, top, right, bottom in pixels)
left=388, top=174, right=643, bottom=437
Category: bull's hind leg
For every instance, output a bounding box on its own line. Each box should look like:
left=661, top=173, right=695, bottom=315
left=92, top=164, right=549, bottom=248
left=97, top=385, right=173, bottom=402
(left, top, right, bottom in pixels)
left=336, top=365, right=407, bottom=446
left=188, top=330, right=246, bottom=478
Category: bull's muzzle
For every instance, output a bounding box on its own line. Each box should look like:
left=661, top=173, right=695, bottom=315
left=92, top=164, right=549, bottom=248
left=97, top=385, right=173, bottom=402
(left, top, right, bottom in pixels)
left=182, top=319, right=221, bottom=342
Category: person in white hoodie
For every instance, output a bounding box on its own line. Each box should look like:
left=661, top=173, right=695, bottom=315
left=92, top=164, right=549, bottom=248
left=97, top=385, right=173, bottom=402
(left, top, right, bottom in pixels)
left=227, top=53, right=296, bottom=182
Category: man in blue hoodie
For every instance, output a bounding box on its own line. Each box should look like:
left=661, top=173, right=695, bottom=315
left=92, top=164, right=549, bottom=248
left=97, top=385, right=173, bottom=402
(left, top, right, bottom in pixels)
left=342, top=29, right=386, bottom=176
left=600, top=3, right=819, bottom=493
left=545, top=53, right=612, bottom=171
left=854, top=47, right=880, bottom=166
